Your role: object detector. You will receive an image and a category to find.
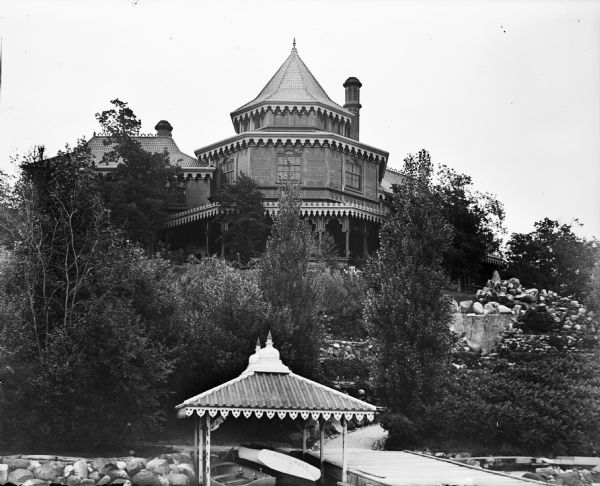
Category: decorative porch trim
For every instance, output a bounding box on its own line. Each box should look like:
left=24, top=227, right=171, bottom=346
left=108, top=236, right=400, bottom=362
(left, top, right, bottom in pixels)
left=184, top=407, right=374, bottom=423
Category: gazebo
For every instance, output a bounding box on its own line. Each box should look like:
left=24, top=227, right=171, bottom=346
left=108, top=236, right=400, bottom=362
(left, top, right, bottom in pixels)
left=176, top=333, right=377, bottom=485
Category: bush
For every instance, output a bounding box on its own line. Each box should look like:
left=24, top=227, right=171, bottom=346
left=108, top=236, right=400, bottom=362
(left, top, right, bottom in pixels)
left=422, top=351, right=600, bottom=456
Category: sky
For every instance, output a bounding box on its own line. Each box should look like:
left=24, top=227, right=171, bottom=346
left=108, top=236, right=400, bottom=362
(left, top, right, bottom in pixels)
left=0, top=0, right=599, bottom=239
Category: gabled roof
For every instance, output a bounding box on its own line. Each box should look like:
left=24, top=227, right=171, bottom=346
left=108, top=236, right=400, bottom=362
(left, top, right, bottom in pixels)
left=89, top=135, right=202, bottom=169
left=231, top=46, right=352, bottom=118
left=177, top=334, right=376, bottom=422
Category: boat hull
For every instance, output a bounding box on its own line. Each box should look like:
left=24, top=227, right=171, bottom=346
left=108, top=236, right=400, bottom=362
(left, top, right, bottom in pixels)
left=211, top=462, right=276, bottom=486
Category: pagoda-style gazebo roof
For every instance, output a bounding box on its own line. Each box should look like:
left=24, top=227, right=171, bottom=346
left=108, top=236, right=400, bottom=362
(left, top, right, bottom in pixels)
left=177, top=333, right=377, bottom=485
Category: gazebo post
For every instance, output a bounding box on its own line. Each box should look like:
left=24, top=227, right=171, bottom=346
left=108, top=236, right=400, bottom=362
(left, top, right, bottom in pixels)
left=341, top=417, right=348, bottom=483
left=302, top=420, right=308, bottom=458
left=198, top=416, right=204, bottom=485
left=193, top=415, right=199, bottom=479
left=319, top=417, right=325, bottom=486
left=203, top=414, right=211, bottom=486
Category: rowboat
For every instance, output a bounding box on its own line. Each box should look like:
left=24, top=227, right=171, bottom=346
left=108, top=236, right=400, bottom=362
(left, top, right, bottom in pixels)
left=238, top=446, right=321, bottom=484
left=211, top=461, right=276, bottom=486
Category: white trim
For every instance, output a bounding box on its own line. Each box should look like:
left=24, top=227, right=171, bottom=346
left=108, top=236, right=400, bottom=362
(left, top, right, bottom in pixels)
left=181, top=407, right=375, bottom=422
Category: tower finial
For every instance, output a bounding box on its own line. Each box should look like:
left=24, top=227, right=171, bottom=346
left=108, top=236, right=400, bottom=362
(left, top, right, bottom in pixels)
left=292, top=37, right=296, bottom=50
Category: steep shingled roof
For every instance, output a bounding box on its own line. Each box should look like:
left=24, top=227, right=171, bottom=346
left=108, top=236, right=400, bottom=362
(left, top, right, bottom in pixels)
left=177, top=333, right=376, bottom=422
left=88, top=135, right=202, bottom=169
left=232, top=46, right=352, bottom=117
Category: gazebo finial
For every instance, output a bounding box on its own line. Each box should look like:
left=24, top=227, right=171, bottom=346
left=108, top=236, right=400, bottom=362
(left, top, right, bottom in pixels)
left=255, top=337, right=261, bottom=350
left=266, top=330, right=273, bottom=345
left=292, top=37, right=297, bottom=52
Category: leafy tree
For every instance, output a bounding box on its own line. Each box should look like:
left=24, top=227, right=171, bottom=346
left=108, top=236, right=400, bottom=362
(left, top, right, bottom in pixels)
left=506, top=218, right=598, bottom=299
left=364, top=149, right=454, bottom=448
left=0, top=143, right=181, bottom=449
left=586, top=248, right=600, bottom=312
left=433, top=165, right=505, bottom=286
left=258, top=181, right=323, bottom=379
left=174, top=258, right=271, bottom=399
left=216, top=173, right=270, bottom=265
left=96, top=99, right=179, bottom=250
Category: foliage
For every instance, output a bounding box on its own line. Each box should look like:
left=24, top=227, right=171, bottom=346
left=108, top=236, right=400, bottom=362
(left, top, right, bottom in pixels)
left=316, top=267, right=367, bottom=338
left=173, top=258, right=272, bottom=399
left=425, top=351, right=600, bottom=456
left=0, top=144, right=181, bottom=450
left=506, top=218, right=598, bottom=299
left=258, top=181, right=323, bottom=379
left=216, top=173, right=270, bottom=265
left=364, top=149, right=454, bottom=448
left=433, top=165, right=505, bottom=285
left=96, top=99, right=179, bottom=250
left=586, top=248, right=600, bottom=313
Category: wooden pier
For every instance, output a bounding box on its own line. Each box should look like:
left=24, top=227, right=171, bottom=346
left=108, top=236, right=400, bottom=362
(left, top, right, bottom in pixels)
left=311, top=449, right=546, bottom=486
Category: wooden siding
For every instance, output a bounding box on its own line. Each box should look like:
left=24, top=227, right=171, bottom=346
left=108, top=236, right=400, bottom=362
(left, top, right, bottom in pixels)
left=186, top=179, right=212, bottom=208
left=304, top=147, right=327, bottom=187
left=237, top=148, right=249, bottom=176
left=328, top=151, right=343, bottom=190
left=250, top=147, right=275, bottom=185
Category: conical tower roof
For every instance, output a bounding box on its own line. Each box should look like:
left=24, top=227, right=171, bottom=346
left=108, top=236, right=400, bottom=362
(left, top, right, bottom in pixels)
left=231, top=44, right=352, bottom=118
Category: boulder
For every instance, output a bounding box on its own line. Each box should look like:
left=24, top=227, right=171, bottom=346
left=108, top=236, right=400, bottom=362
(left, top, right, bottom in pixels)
left=558, top=472, right=586, bottom=486
left=0, top=464, right=9, bottom=484
left=54, top=476, right=66, bottom=485
left=108, top=469, right=129, bottom=481
left=168, top=455, right=191, bottom=466
left=116, top=462, right=127, bottom=472
left=28, top=461, right=42, bottom=472
left=173, top=464, right=194, bottom=481
left=483, top=302, right=500, bottom=315
left=35, top=462, right=65, bottom=481
left=72, top=461, right=88, bottom=480
left=125, top=459, right=146, bottom=478
left=157, top=477, right=168, bottom=486
left=5, top=458, right=32, bottom=470
left=8, top=469, right=35, bottom=485
left=80, top=479, right=96, bottom=486
left=166, top=474, right=189, bottom=486
left=89, top=472, right=101, bottom=482
left=472, top=302, right=484, bottom=315
left=498, top=305, right=512, bottom=314
left=111, top=479, right=128, bottom=486
left=96, top=475, right=111, bottom=486
left=152, top=465, right=170, bottom=477
left=22, top=479, right=48, bottom=486
left=91, top=460, right=110, bottom=474
left=459, top=300, right=473, bottom=314
left=145, top=460, right=168, bottom=473
left=131, top=470, right=161, bottom=486
left=63, top=465, right=74, bottom=478
left=66, top=476, right=82, bottom=486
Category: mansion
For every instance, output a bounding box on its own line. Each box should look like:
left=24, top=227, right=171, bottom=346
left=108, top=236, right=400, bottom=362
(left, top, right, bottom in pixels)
left=89, top=44, right=403, bottom=261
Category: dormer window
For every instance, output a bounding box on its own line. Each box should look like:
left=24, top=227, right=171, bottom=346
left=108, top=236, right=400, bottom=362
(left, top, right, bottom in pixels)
left=345, top=159, right=362, bottom=191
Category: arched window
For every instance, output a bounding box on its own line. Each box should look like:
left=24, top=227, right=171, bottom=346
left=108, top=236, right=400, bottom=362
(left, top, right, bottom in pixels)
left=345, top=159, right=362, bottom=191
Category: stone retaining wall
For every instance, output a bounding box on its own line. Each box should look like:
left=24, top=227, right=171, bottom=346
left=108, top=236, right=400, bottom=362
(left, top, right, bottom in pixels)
left=450, top=313, right=513, bottom=354
left=0, top=454, right=195, bottom=486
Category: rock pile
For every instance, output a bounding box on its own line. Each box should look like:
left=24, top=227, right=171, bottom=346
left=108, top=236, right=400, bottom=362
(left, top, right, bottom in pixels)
left=321, top=338, right=373, bottom=360
left=0, top=454, right=195, bottom=486
left=456, top=275, right=599, bottom=357
left=522, top=465, right=595, bottom=485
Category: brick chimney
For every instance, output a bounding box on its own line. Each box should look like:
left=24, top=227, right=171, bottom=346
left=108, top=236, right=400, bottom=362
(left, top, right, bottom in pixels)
left=343, top=77, right=362, bottom=141
left=155, top=120, right=173, bottom=137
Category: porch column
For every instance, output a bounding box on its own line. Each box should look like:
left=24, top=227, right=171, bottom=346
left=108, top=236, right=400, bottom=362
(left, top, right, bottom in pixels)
left=203, top=414, right=211, bottom=485
left=342, top=417, right=348, bottom=482
left=341, top=216, right=350, bottom=259
left=205, top=221, right=210, bottom=257
left=319, top=417, right=325, bottom=486
left=363, top=221, right=368, bottom=257
left=315, top=217, right=326, bottom=251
